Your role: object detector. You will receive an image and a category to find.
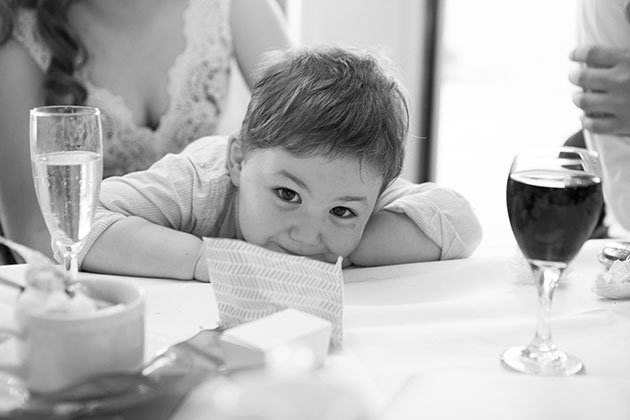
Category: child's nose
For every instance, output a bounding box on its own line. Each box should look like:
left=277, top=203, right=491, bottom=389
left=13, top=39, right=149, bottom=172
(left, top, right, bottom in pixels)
left=288, top=214, right=323, bottom=246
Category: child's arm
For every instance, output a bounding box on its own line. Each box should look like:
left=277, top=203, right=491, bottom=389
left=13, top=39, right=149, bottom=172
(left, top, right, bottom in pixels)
left=348, top=209, right=441, bottom=266
left=79, top=136, right=229, bottom=280
left=82, top=216, right=207, bottom=280
left=348, top=178, right=482, bottom=266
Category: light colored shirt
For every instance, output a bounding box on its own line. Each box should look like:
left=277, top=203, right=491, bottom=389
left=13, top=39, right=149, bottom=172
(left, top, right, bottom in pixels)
left=575, top=0, right=629, bottom=48
left=79, top=136, right=482, bottom=267
left=577, top=0, right=630, bottom=232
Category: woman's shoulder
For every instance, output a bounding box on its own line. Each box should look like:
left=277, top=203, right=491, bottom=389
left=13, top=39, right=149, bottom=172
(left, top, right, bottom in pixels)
left=180, top=0, right=232, bottom=60
left=10, top=8, right=49, bottom=71
left=185, top=0, right=231, bottom=42
left=0, top=33, right=45, bottom=126
left=0, top=32, right=39, bottom=74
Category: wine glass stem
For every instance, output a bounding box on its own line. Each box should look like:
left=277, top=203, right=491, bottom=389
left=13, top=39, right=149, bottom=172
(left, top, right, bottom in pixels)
left=530, top=262, right=565, bottom=351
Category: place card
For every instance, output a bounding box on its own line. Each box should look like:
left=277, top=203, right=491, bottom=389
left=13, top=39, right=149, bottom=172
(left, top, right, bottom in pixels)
left=204, top=238, right=344, bottom=350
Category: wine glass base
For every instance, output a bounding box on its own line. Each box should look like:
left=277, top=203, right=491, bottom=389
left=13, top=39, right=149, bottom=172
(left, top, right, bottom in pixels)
left=500, top=345, right=584, bottom=376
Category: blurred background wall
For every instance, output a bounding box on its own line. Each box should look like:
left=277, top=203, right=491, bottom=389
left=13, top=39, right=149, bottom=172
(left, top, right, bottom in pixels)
left=220, top=0, right=437, bottom=184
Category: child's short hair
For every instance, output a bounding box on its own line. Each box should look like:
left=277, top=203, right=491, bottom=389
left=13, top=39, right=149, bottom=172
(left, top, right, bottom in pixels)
left=239, top=46, right=409, bottom=188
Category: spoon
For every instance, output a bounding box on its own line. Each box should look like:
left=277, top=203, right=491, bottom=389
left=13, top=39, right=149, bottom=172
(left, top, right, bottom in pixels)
left=0, top=236, right=74, bottom=296
left=0, top=275, right=25, bottom=292
left=0, top=237, right=116, bottom=307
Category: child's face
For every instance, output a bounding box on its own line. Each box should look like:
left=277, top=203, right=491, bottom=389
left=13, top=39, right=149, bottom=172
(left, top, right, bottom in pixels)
left=231, top=144, right=383, bottom=264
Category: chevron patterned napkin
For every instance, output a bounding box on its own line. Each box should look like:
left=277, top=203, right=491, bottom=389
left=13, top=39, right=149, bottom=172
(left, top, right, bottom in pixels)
left=203, top=238, right=344, bottom=350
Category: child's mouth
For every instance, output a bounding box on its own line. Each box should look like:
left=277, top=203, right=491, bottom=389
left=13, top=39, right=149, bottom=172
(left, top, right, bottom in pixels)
left=267, top=243, right=327, bottom=261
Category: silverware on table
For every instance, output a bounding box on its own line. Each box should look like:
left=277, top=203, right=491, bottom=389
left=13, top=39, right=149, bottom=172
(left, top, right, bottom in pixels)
left=597, top=241, right=630, bottom=270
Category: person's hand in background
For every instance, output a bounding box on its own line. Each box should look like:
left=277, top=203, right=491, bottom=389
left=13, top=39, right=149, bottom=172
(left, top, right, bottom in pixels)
left=569, top=45, right=630, bottom=135
left=569, top=0, right=630, bottom=136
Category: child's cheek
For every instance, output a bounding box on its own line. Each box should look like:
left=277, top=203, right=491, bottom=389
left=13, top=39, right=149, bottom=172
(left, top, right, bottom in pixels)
left=331, top=229, right=363, bottom=259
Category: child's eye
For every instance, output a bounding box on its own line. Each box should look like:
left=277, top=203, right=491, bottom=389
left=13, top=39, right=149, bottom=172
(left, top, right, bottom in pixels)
left=330, top=206, right=356, bottom=218
left=275, top=188, right=301, bottom=203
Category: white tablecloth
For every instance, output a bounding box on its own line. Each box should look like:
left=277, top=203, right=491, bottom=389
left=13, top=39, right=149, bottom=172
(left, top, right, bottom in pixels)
left=344, top=239, right=630, bottom=419
left=1, top=238, right=629, bottom=419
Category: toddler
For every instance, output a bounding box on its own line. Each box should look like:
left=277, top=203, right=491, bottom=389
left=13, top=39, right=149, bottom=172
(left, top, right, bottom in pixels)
left=80, top=46, right=483, bottom=280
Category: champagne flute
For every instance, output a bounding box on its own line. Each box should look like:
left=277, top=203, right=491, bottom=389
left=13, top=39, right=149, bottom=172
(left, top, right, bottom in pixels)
left=29, top=106, right=103, bottom=281
left=501, top=146, right=604, bottom=376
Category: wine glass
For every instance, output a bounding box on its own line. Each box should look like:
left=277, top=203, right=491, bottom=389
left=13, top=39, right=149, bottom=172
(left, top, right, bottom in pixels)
left=29, top=106, right=103, bottom=281
left=501, top=146, right=604, bottom=376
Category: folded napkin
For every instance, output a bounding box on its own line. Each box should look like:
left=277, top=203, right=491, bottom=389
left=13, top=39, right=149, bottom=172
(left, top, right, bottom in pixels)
left=204, top=238, right=344, bottom=350
left=593, top=258, right=630, bottom=299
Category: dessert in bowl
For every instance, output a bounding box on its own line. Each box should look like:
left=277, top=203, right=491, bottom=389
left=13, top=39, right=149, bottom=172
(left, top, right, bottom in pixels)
left=0, top=268, right=145, bottom=394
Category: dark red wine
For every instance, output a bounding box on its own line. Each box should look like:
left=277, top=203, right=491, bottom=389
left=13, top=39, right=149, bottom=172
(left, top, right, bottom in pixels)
left=507, top=169, right=603, bottom=263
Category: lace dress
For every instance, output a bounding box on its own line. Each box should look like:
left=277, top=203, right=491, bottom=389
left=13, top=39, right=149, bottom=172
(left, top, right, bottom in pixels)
left=13, top=0, right=233, bottom=178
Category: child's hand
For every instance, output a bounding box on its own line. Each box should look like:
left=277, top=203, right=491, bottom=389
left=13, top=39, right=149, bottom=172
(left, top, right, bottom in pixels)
left=193, top=242, right=210, bottom=282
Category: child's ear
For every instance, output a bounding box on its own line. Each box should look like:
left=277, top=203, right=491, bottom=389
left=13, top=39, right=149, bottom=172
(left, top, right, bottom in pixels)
left=226, top=134, right=244, bottom=187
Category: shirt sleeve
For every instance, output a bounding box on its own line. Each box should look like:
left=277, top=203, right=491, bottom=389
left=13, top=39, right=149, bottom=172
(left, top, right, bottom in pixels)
left=585, top=132, right=630, bottom=231
left=375, top=178, right=483, bottom=259
left=576, top=0, right=630, bottom=232
left=77, top=136, right=232, bottom=267
left=575, top=0, right=629, bottom=48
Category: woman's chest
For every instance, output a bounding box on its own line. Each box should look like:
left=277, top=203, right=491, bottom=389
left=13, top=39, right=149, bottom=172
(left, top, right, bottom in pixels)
left=73, top=1, right=190, bottom=129
left=88, top=36, right=184, bottom=129
left=70, top=0, right=232, bottom=134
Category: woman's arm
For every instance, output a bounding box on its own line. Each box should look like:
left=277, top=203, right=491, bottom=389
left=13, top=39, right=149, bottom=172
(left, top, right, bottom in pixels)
left=230, top=0, right=292, bottom=88
left=348, top=178, right=483, bottom=266
left=0, top=39, right=52, bottom=257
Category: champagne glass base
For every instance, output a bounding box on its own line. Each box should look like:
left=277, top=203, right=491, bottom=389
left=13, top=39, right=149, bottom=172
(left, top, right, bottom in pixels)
left=500, top=345, right=584, bottom=376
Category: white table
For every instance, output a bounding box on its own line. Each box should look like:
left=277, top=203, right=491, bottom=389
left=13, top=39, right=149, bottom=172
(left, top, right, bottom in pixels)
left=344, top=239, right=630, bottom=419
left=1, top=238, right=629, bottom=419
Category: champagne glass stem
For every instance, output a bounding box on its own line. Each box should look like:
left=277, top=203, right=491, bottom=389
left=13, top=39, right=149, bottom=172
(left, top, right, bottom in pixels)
left=61, top=246, right=79, bottom=282
left=66, top=255, right=78, bottom=282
